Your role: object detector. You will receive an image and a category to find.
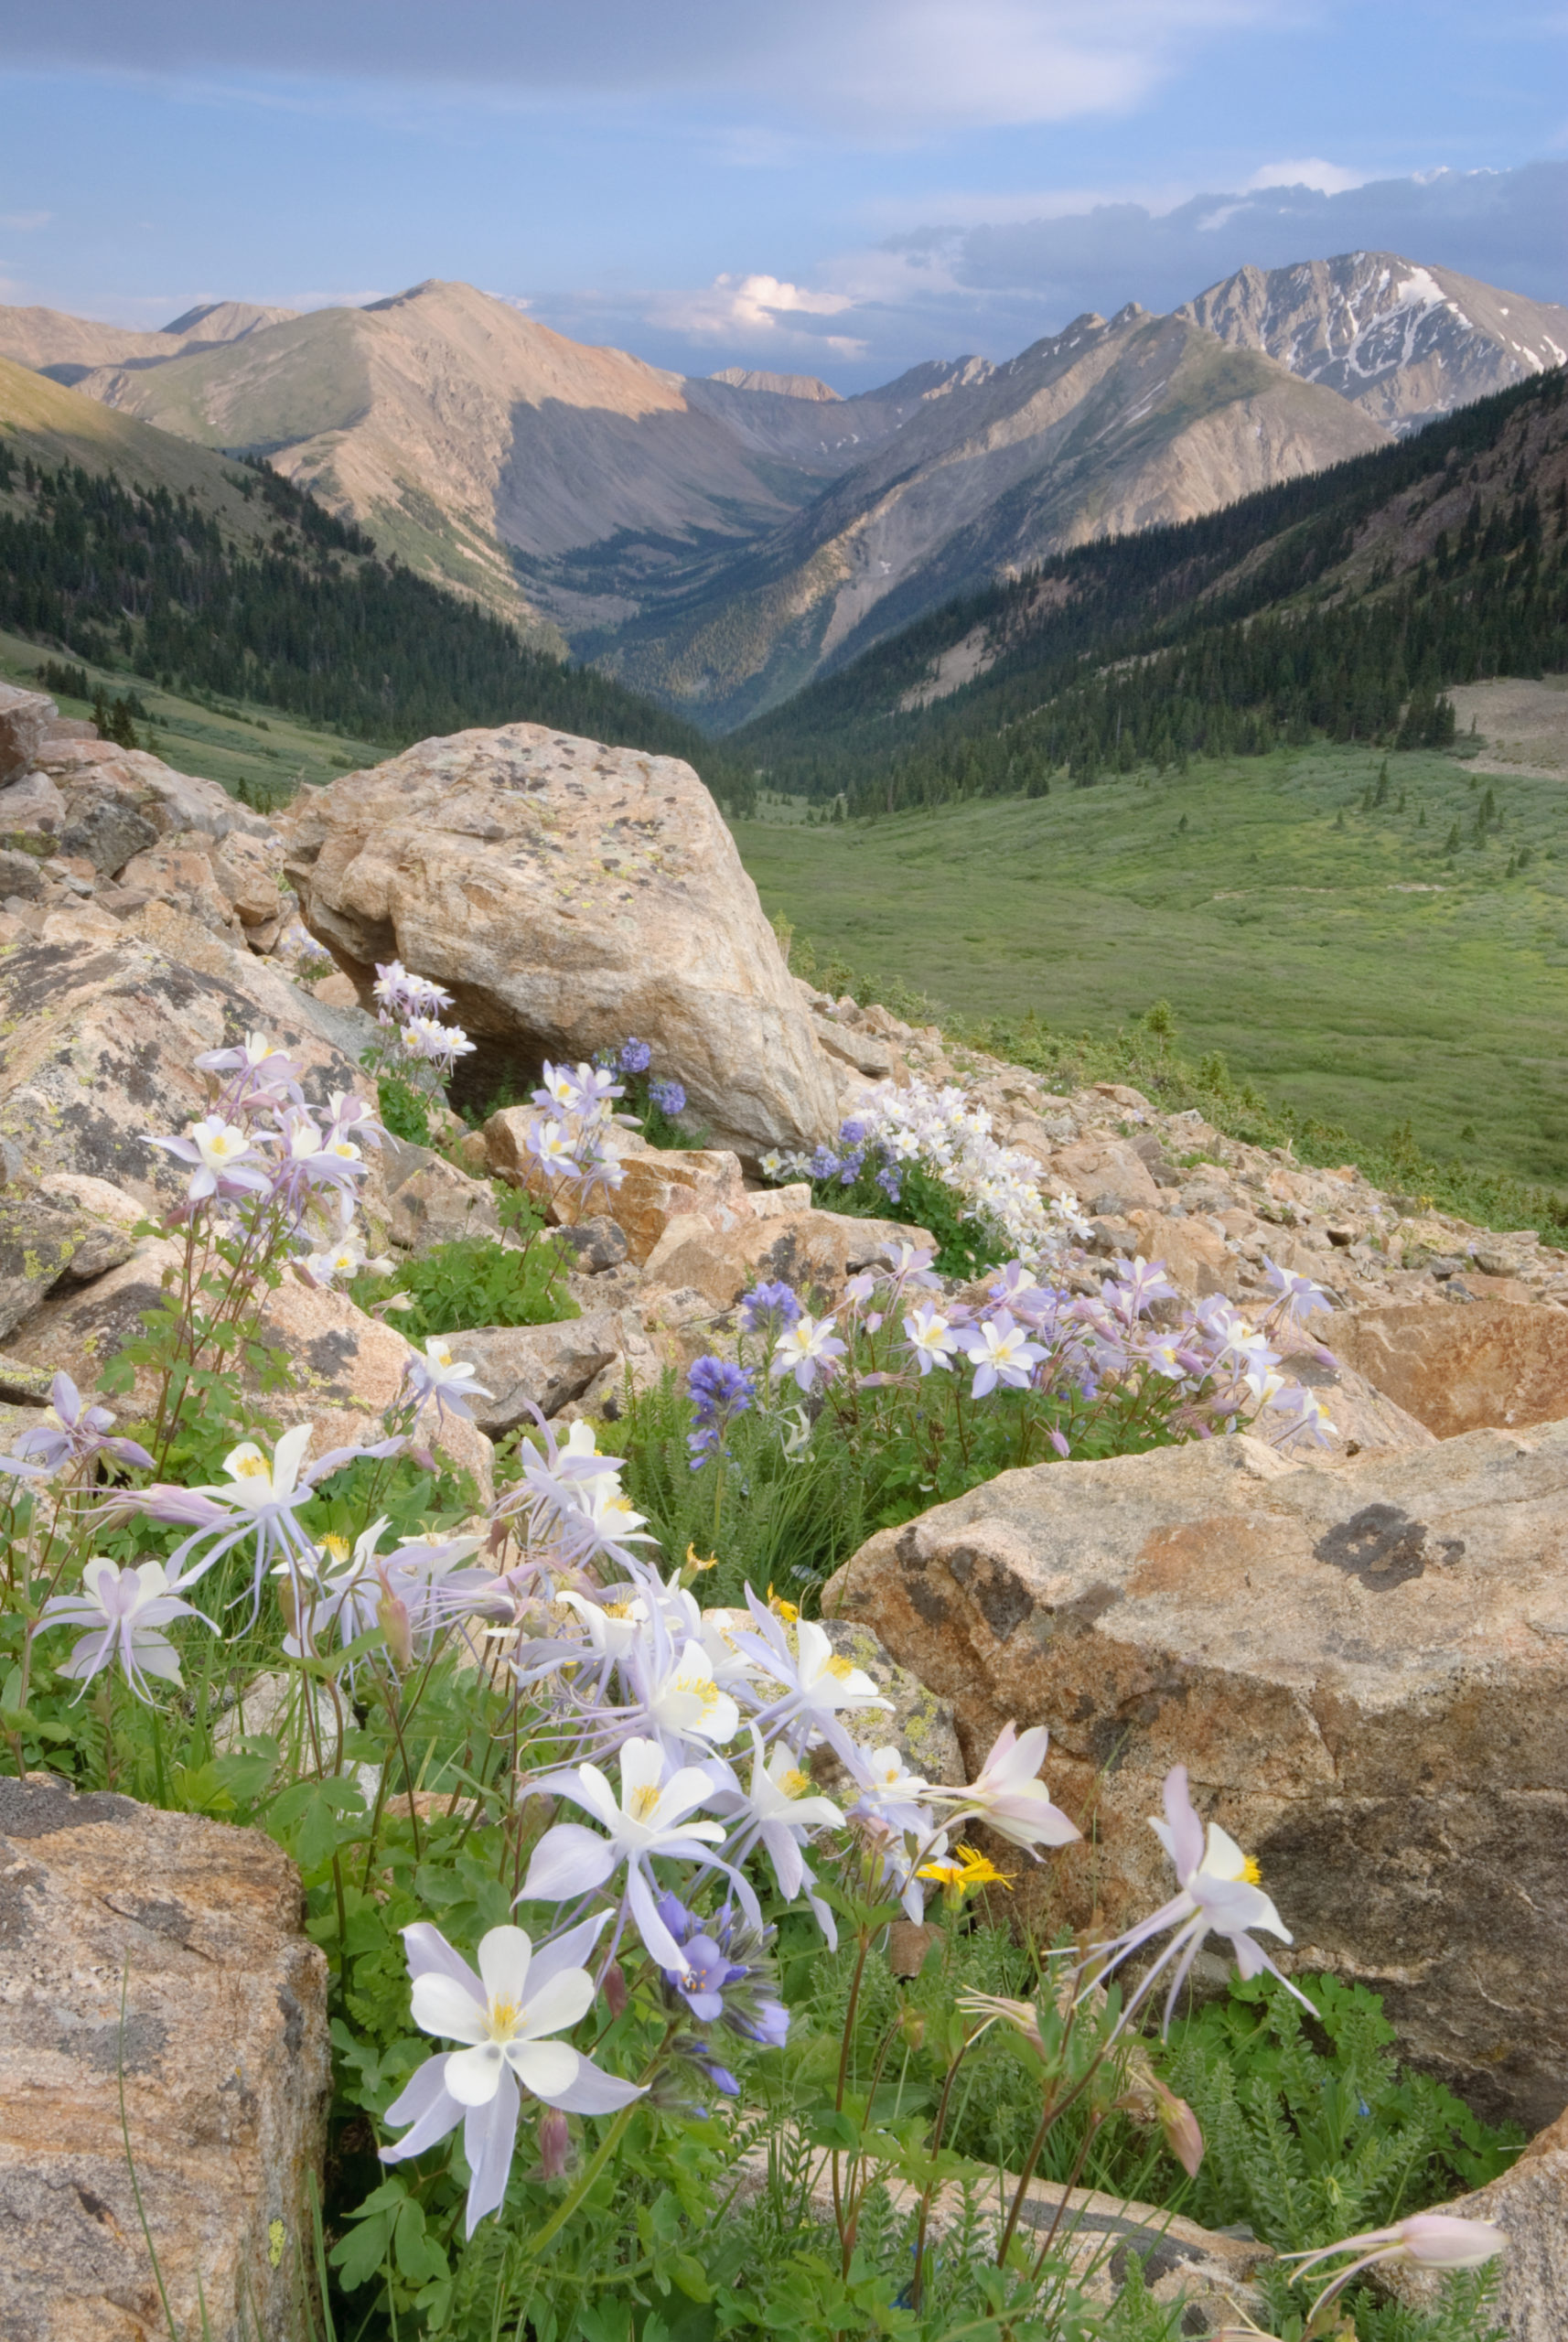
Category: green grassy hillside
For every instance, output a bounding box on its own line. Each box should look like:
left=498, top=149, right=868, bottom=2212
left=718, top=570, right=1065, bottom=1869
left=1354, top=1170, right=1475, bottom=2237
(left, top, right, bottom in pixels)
left=734, top=736, right=1568, bottom=1190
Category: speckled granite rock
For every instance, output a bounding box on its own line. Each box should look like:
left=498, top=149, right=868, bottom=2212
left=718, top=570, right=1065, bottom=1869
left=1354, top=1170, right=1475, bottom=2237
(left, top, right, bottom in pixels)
left=0, top=1775, right=328, bottom=2342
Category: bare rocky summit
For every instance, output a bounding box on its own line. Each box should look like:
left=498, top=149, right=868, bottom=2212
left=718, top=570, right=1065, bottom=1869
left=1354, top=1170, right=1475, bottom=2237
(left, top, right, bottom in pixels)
left=1181, top=250, right=1568, bottom=435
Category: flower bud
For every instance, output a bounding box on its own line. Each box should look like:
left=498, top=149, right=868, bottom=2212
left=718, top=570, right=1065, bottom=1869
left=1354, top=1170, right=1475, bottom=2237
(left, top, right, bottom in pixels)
left=374, top=1563, right=413, bottom=1671
left=1154, top=2079, right=1204, bottom=2178
left=601, top=1960, right=628, bottom=2019
left=536, top=2107, right=571, bottom=2181
left=898, top=2004, right=927, bottom=2052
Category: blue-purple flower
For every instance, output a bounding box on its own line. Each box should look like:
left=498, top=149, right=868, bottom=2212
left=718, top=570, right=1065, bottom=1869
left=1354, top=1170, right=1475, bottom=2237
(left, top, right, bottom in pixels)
left=685, top=1356, right=755, bottom=1468
left=618, top=1037, right=652, bottom=1074
left=739, top=1280, right=802, bottom=1335
left=649, top=1077, right=686, bottom=1118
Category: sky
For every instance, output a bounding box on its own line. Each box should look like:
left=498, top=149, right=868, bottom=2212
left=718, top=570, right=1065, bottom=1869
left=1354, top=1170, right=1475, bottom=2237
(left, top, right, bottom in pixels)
left=1, top=1, right=1565, bottom=392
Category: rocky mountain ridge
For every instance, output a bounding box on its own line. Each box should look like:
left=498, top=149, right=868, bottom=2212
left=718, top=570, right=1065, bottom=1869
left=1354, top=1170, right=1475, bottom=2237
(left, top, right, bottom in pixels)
left=5, top=252, right=1559, bottom=717
left=1181, top=251, right=1568, bottom=435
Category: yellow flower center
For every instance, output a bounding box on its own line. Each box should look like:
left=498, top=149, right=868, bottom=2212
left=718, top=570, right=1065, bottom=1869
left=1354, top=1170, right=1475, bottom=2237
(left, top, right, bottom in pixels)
left=486, top=1998, right=523, bottom=2042
left=628, top=1784, right=662, bottom=1821
left=1240, top=1854, right=1262, bottom=1885
left=602, top=1601, right=633, bottom=1619
left=319, top=1533, right=350, bottom=1563
left=824, top=1655, right=855, bottom=1681
left=233, top=1454, right=271, bottom=1480
left=780, top=1768, right=813, bottom=1799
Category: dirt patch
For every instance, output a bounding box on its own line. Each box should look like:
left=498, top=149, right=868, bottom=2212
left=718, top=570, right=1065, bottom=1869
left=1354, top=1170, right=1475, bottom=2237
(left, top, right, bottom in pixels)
left=1448, top=676, right=1568, bottom=782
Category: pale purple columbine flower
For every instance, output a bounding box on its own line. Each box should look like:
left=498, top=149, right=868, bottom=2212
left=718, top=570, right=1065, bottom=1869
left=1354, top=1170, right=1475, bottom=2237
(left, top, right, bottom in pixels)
left=1107, top=1256, right=1179, bottom=1320
left=729, top=1602, right=893, bottom=1772
left=144, top=1113, right=272, bottom=1203
left=618, top=1037, right=652, bottom=1075
left=960, top=1310, right=1047, bottom=1397
left=1281, top=2212, right=1504, bottom=2327
left=379, top=1914, right=643, bottom=2236
left=520, top=1735, right=734, bottom=1971
left=563, top=1061, right=624, bottom=1114
left=525, top=1117, right=582, bottom=1184
left=399, top=1015, right=476, bottom=1074
left=714, top=1725, right=843, bottom=1902
left=739, top=1281, right=801, bottom=1336
left=373, top=961, right=454, bottom=1019
left=134, top=1423, right=385, bottom=1612
left=903, top=1301, right=960, bottom=1377
left=769, top=1310, right=846, bottom=1393
left=1262, top=1255, right=1334, bottom=1324
left=403, top=1337, right=493, bottom=1423
left=926, top=1721, right=1079, bottom=1853
left=1087, top=1765, right=1313, bottom=2033
left=37, top=1557, right=215, bottom=1703
left=686, top=1356, right=755, bottom=1468
left=1264, top=1380, right=1339, bottom=1448
left=193, top=1030, right=306, bottom=1103
left=648, top=1078, right=685, bottom=1119
left=8, top=1372, right=154, bottom=1477
left=885, top=1241, right=940, bottom=1294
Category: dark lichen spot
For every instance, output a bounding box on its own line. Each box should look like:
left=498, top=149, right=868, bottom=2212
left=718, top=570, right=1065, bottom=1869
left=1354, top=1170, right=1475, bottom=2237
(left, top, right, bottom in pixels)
left=276, top=1984, right=305, bottom=2054
left=1314, top=1503, right=1463, bottom=1591
left=306, top=1328, right=360, bottom=1384
left=0, top=1777, right=137, bottom=1837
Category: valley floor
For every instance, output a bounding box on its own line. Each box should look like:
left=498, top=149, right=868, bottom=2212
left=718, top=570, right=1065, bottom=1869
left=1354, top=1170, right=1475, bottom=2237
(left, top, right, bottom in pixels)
left=733, top=733, right=1568, bottom=1187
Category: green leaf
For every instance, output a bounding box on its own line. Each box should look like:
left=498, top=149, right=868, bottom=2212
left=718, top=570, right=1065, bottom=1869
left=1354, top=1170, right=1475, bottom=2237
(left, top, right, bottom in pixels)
left=668, top=2252, right=713, bottom=2304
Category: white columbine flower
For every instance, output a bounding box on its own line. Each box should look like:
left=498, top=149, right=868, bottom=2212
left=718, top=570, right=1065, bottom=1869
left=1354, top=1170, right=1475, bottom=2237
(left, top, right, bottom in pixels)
left=903, top=1302, right=959, bottom=1376
left=769, top=1311, right=847, bottom=1393
left=724, top=1726, right=844, bottom=1900
left=406, top=1337, right=492, bottom=1423
left=520, top=1736, right=727, bottom=1970
left=1087, top=1764, right=1313, bottom=2033
left=960, top=1311, right=1047, bottom=1397
left=380, top=1915, right=644, bottom=2236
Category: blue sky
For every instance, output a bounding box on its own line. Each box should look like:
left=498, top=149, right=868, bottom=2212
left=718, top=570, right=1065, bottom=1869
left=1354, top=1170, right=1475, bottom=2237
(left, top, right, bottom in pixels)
left=1, top=1, right=1565, bottom=391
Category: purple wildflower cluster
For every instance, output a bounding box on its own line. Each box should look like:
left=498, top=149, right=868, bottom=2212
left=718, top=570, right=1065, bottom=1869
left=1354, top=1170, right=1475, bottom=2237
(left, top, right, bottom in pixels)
left=0, top=1031, right=1440, bottom=2301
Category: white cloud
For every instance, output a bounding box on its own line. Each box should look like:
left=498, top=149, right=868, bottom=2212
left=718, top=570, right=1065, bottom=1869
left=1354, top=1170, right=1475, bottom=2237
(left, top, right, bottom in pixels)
left=650, top=272, right=865, bottom=353
left=1247, top=158, right=1371, bottom=195
left=0, top=210, right=51, bottom=230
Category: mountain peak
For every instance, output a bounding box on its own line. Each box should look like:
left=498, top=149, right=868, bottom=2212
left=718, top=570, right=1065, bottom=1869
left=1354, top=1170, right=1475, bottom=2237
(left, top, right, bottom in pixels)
left=1180, top=250, right=1568, bottom=432
left=708, top=367, right=842, bottom=402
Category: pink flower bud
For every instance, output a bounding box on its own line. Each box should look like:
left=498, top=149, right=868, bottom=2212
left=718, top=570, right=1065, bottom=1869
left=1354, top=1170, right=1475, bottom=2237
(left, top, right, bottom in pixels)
left=1154, top=2079, right=1204, bottom=2178
left=536, top=2106, right=571, bottom=2181
left=601, top=1961, right=628, bottom=2019
left=1391, top=2213, right=1504, bottom=2268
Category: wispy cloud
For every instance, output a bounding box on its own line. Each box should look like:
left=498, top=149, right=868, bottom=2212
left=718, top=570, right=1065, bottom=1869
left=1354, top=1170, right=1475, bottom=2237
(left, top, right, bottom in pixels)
left=0, top=209, right=51, bottom=230
left=2, top=0, right=1269, bottom=139
left=1247, top=157, right=1371, bottom=194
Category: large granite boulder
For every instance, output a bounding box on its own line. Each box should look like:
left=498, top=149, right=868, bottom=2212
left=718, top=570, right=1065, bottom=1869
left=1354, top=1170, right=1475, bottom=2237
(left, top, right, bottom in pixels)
left=284, top=724, right=838, bottom=1155
left=825, top=1424, right=1568, bottom=2130
left=0, top=935, right=365, bottom=1210
left=1333, top=1300, right=1568, bottom=1438
left=0, top=1775, right=328, bottom=2342
left=0, top=682, right=55, bottom=783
